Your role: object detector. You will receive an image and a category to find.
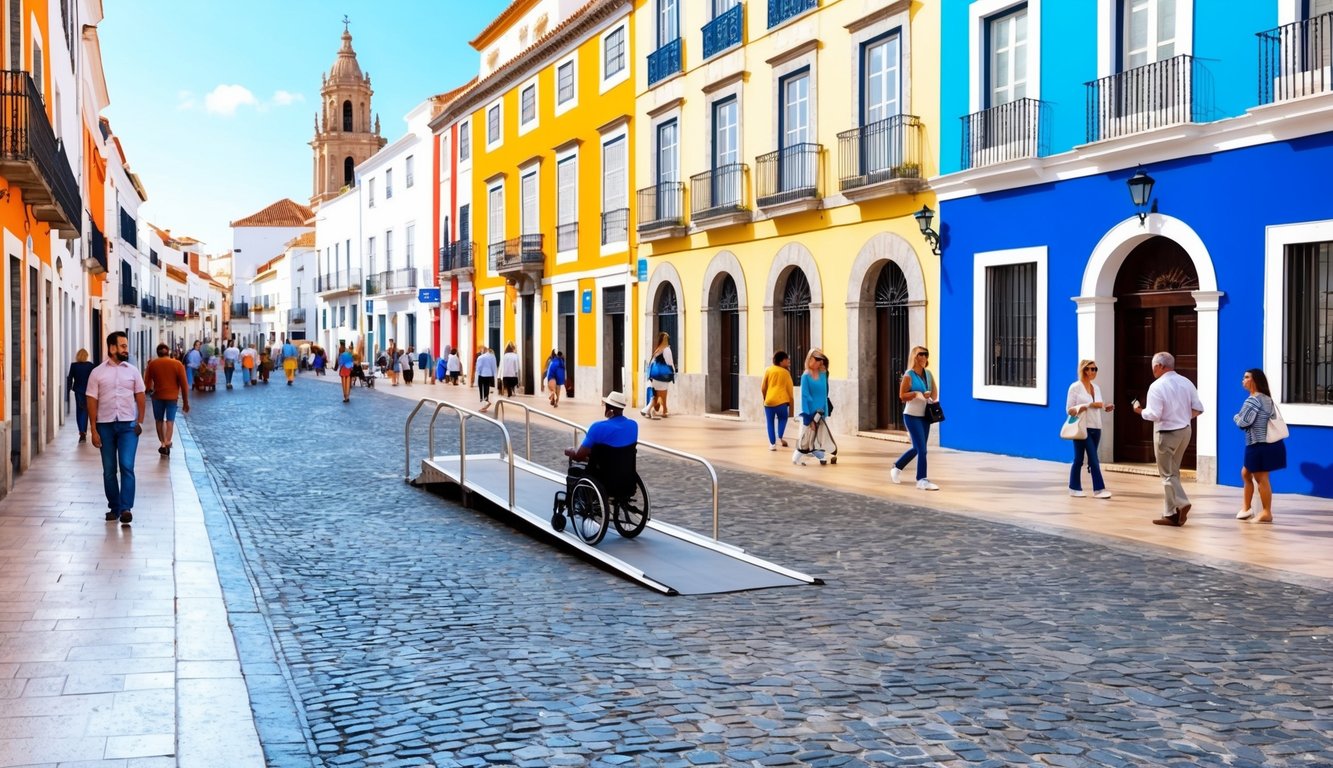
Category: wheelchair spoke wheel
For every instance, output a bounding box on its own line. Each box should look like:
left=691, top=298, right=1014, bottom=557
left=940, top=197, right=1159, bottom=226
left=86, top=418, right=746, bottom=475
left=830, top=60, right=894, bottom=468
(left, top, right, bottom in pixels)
left=613, top=476, right=650, bottom=538
left=568, top=479, right=608, bottom=545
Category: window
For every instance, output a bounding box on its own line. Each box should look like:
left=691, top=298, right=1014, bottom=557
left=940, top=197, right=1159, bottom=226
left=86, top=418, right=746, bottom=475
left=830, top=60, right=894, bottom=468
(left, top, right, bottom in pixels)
left=557, top=60, right=576, bottom=107
left=1123, top=0, right=1177, bottom=69
left=780, top=271, right=811, bottom=377
left=521, top=171, right=539, bottom=235
left=368, top=236, right=377, bottom=275
left=713, top=97, right=739, bottom=168
left=657, top=119, right=679, bottom=184
left=385, top=229, right=394, bottom=271
left=351, top=304, right=358, bottom=330
left=406, top=224, right=415, bottom=268
left=659, top=0, right=679, bottom=46
left=1283, top=241, right=1332, bottom=404
left=713, top=0, right=739, bottom=15
left=342, top=100, right=353, bottom=131
left=603, top=24, right=627, bottom=83
left=972, top=246, right=1048, bottom=404
left=486, top=103, right=501, bottom=146
left=557, top=155, right=577, bottom=255
left=368, top=177, right=376, bottom=207
left=781, top=69, right=811, bottom=147
left=602, top=135, right=627, bottom=245
left=488, top=184, right=504, bottom=246
left=406, top=155, right=415, bottom=187
left=863, top=33, right=901, bottom=125
left=459, top=121, right=471, bottom=160
left=521, top=84, right=537, bottom=125
left=385, top=168, right=394, bottom=199
left=985, top=8, right=1027, bottom=108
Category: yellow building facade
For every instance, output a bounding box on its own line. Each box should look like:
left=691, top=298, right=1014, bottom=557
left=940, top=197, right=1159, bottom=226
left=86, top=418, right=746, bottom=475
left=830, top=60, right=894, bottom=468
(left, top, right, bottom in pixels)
left=437, top=0, right=640, bottom=402
left=633, top=0, right=941, bottom=434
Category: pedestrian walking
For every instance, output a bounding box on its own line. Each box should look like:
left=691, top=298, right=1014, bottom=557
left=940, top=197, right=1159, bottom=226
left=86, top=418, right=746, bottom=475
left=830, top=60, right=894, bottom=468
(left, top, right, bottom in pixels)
left=792, top=348, right=832, bottom=465
left=312, top=346, right=327, bottom=376
left=475, top=346, right=498, bottom=410
left=85, top=331, right=146, bottom=526
left=184, top=340, right=203, bottom=390
left=388, top=339, right=401, bottom=386
left=241, top=343, right=257, bottom=386
left=143, top=343, right=190, bottom=457
left=259, top=347, right=273, bottom=384
left=402, top=346, right=416, bottom=385
left=645, top=332, right=676, bottom=418
left=337, top=342, right=355, bottom=403
left=891, top=346, right=940, bottom=491
left=281, top=337, right=298, bottom=385
left=499, top=342, right=520, bottom=397
left=418, top=347, right=434, bottom=385
left=447, top=349, right=463, bottom=385
left=222, top=342, right=240, bottom=389
left=1133, top=351, right=1204, bottom=527
left=1065, top=359, right=1114, bottom=499
left=761, top=350, right=794, bottom=450
left=436, top=353, right=448, bottom=385
left=1234, top=368, right=1285, bottom=524
left=545, top=350, right=566, bottom=408
left=66, top=348, right=96, bottom=443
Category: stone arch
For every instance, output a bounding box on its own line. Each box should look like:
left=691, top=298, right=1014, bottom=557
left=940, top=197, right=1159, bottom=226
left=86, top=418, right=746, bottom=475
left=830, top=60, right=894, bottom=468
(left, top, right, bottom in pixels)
left=763, top=242, right=823, bottom=370
left=844, top=232, right=929, bottom=430
left=1077, top=213, right=1222, bottom=482
left=700, top=250, right=748, bottom=413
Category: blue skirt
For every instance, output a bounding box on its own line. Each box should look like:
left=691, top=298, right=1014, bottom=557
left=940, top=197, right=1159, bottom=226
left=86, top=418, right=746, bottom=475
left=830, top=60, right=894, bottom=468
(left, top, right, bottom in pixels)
left=1244, top=440, right=1287, bottom=473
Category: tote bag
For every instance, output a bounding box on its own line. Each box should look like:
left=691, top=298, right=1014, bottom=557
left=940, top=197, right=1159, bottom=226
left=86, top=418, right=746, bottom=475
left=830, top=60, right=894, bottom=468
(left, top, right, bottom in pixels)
left=1265, top=403, right=1289, bottom=443
left=1059, top=414, right=1086, bottom=440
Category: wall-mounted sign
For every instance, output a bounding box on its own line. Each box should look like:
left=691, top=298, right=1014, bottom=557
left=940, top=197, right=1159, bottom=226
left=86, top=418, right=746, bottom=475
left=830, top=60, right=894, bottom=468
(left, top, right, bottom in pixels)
left=581, top=289, right=592, bottom=314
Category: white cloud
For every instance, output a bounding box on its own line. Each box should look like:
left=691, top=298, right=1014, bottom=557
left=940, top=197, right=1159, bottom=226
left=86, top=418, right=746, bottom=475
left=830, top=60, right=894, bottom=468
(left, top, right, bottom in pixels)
left=204, top=84, right=258, bottom=116
left=271, top=90, right=303, bottom=107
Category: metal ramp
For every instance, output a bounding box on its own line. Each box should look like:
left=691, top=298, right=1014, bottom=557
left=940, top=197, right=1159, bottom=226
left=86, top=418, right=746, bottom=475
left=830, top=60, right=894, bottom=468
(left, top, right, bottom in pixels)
left=405, top=398, right=821, bottom=595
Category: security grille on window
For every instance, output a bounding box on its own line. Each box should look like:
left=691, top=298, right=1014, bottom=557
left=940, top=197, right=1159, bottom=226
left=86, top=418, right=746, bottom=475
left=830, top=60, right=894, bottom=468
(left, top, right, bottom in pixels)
left=605, top=27, right=626, bottom=77
left=985, top=262, right=1037, bottom=387
left=1284, top=241, right=1333, bottom=403
left=782, top=270, right=812, bottom=382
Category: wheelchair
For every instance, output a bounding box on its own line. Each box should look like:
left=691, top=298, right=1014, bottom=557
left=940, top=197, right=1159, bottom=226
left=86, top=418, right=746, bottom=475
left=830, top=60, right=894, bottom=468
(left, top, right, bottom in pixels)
left=551, top=444, right=649, bottom=546
left=350, top=363, right=377, bottom=388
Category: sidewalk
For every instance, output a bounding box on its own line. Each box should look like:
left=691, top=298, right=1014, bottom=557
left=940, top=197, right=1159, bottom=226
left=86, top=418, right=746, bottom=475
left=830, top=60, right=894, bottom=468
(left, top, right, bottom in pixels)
left=365, top=376, right=1333, bottom=589
left=0, top=423, right=263, bottom=767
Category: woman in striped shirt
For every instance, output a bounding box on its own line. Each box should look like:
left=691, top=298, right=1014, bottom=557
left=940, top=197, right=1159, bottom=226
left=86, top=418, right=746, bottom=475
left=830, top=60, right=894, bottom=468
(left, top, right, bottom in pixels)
left=1233, top=368, right=1285, bottom=524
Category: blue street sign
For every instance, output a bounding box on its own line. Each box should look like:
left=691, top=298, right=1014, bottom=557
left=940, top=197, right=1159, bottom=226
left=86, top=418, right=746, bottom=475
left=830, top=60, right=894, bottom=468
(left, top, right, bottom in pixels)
left=418, top=287, right=441, bottom=303
left=581, top=289, right=592, bottom=314
left=637, top=257, right=648, bottom=282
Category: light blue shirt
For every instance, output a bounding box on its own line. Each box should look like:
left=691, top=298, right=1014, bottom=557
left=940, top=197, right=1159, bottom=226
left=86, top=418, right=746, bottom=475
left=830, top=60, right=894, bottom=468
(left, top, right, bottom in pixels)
left=800, top=371, right=828, bottom=417
left=475, top=352, right=498, bottom=377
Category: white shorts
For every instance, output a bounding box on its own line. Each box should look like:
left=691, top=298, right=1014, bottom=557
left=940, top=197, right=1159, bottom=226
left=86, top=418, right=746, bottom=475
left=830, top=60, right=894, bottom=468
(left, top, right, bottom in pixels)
left=651, top=380, right=671, bottom=392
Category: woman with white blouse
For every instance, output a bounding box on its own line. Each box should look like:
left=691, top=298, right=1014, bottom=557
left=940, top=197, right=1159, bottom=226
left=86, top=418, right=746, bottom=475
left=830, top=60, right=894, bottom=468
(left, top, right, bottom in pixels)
left=1066, top=359, right=1114, bottom=498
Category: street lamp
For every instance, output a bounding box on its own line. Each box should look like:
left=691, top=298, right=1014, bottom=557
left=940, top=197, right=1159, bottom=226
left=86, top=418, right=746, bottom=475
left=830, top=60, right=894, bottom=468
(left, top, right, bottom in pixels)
left=914, top=205, right=941, bottom=256
left=1127, top=167, right=1156, bottom=225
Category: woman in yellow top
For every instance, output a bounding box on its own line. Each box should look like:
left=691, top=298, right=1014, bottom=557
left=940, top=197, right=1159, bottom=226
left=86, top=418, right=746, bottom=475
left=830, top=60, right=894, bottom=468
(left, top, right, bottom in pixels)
left=760, top=350, right=795, bottom=450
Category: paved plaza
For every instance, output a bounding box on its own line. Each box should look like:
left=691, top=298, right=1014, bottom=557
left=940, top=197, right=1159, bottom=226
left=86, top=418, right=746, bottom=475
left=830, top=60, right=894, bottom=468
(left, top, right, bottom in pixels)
left=166, top=378, right=1333, bottom=767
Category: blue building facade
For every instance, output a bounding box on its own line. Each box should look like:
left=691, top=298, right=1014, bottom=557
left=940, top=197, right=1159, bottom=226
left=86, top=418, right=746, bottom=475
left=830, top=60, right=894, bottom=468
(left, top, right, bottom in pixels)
left=933, top=0, right=1333, bottom=497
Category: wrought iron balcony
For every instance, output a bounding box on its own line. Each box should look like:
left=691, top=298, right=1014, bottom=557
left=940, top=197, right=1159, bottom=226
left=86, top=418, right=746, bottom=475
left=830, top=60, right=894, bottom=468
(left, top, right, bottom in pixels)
left=231, top=301, right=250, bottom=316
left=118, top=284, right=137, bottom=307
left=367, top=268, right=419, bottom=295
left=768, top=0, right=816, bottom=29
left=836, top=114, right=925, bottom=200
left=83, top=219, right=107, bottom=274
left=556, top=222, right=578, bottom=253
left=119, top=207, right=137, bottom=249
left=647, top=37, right=683, bottom=87
left=961, top=98, right=1050, bottom=170
left=316, top=268, right=363, bottom=294
left=637, top=182, right=686, bottom=236
left=1259, top=12, right=1333, bottom=104
left=690, top=163, right=750, bottom=223
left=703, top=3, right=744, bottom=59
left=139, top=296, right=154, bottom=314
left=489, top=235, right=545, bottom=286
left=439, top=241, right=475, bottom=274
left=0, top=70, right=81, bottom=237
left=601, top=208, right=629, bottom=245
left=1085, top=54, right=1200, bottom=142
left=288, top=308, right=306, bottom=325
left=756, top=143, right=822, bottom=210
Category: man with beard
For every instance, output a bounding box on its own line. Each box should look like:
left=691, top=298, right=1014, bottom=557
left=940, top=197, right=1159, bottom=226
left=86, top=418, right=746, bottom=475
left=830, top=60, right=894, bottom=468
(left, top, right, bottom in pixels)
left=85, top=331, right=146, bottom=526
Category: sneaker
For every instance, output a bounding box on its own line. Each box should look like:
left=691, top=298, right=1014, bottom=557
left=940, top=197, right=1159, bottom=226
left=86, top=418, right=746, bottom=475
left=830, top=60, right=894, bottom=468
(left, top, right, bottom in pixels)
left=1236, top=508, right=1253, bottom=520
left=641, top=406, right=650, bottom=417
left=1094, top=490, right=1113, bottom=499
left=768, top=443, right=777, bottom=451
left=105, top=511, right=120, bottom=521
left=917, top=479, right=940, bottom=491
left=1069, top=490, right=1086, bottom=498
left=890, top=467, right=902, bottom=484
left=791, top=451, right=805, bottom=466
left=119, top=510, right=133, bottom=524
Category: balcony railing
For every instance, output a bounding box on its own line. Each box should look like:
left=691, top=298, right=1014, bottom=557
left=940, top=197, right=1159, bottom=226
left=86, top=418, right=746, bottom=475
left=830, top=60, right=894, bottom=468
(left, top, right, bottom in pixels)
left=961, top=98, right=1050, bottom=170
left=439, top=241, right=475, bottom=273
left=647, top=37, right=683, bottom=87
left=1086, top=54, right=1201, bottom=142
left=119, top=207, right=137, bottom=249
left=118, top=283, right=137, bottom=307
left=703, top=3, right=744, bottom=59
left=690, top=163, right=749, bottom=219
left=84, top=218, right=107, bottom=274
left=637, top=182, right=685, bottom=231
left=554, top=222, right=577, bottom=252
left=768, top=0, right=816, bottom=29
left=601, top=208, right=629, bottom=245
left=756, top=143, right=821, bottom=208
left=140, top=295, right=155, bottom=314
left=231, top=301, right=250, bottom=316
left=837, top=114, right=922, bottom=192
left=367, top=268, right=419, bottom=295
left=490, top=235, right=545, bottom=271
left=1259, top=12, right=1333, bottom=104
left=0, top=70, right=81, bottom=237
left=316, top=268, right=363, bottom=293
left=288, top=308, right=306, bottom=325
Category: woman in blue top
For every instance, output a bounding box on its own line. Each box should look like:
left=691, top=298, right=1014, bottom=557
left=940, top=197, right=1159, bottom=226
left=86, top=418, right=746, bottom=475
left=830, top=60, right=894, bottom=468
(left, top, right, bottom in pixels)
left=545, top=350, right=566, bottom=408
left=892, top=346, right=940, bottom=490
left=1233, top=368, right=1284, bottom=524
left=66, top=349, right=96, bottom=442
left=792, top=348, right=831, bottom=466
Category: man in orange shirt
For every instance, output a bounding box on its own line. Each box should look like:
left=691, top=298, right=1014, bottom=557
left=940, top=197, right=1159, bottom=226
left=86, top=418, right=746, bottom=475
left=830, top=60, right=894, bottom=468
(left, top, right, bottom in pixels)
left=143, top=343, right=190, bottom=457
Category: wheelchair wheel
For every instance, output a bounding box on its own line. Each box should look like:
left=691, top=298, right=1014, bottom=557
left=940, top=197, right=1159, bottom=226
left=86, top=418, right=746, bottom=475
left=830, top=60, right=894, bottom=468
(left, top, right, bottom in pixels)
left=612, top=476, right=650, bottom=539
left=568, top=479, right=608, bottom=545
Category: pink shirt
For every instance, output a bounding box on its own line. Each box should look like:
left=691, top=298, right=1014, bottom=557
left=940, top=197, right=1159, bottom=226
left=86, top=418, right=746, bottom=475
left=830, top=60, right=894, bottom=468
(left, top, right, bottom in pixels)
left=85, top=359, right=145, bottom=422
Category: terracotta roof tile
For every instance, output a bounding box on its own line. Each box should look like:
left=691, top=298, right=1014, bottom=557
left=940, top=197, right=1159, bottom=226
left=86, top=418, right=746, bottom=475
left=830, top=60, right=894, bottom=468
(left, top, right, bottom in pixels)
left=285, top=231, right=316, bottom=249
left=230, top=198, right=316, bottom=228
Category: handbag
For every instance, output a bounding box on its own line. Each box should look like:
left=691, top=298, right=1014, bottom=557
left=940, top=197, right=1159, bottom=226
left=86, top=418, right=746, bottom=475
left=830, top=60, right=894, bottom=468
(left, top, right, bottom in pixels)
left=1059, top=413, right=1087, bottom=440
left=924, top=401, right=945, bottom=425
left=1265, top=402, right=1289, bottom=443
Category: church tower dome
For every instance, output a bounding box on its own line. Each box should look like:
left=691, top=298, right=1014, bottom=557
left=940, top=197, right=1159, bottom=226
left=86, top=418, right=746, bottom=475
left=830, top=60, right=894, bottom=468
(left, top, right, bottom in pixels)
left=309, top=21, right=386, bottom=207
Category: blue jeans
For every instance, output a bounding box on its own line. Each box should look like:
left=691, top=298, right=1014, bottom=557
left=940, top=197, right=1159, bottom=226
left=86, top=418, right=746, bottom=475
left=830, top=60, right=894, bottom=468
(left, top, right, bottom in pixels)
left=764, top=404, right=790, bottom=445
left=74, top=394, right=89, bottom=434
left=224, top=365, right=235, bottom=385
left=895, top=414, right=931, bottom=481
left=242, top=368, right=252, bottom=386
left=1070, top=427, right=1105, bottom=492
left=186, top=366, right=196, bottom=389
left=96, top=421, right=139, bottom=512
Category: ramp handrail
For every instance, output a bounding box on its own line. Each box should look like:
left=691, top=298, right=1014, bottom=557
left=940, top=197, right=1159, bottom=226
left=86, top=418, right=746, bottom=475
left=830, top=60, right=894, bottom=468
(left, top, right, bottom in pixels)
left=405, top=398, right=517, bottom=509
left=493, top=399, right=722, bottom=540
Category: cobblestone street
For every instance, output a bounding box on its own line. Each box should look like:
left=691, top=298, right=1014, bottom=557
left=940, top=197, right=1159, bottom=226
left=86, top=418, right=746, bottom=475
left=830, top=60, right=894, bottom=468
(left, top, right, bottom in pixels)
left=183, top=381, right=1333, bottom=768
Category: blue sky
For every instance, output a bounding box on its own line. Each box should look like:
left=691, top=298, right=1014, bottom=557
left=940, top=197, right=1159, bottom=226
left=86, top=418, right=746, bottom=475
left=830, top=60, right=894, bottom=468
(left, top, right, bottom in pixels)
left=99, top=0, right=509, bottom=254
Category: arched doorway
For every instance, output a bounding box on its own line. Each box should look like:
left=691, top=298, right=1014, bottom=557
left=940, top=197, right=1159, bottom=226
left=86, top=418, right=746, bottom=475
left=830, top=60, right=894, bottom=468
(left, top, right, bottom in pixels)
left=1113, top=236, right=1200, bottom=467
left=874, top=262, right=909, bottom=430
left=654, top=283, right=678, bottom=362
left=780, top=268, right=811, bottom=366
left=717, top=276, right=740, bottom=411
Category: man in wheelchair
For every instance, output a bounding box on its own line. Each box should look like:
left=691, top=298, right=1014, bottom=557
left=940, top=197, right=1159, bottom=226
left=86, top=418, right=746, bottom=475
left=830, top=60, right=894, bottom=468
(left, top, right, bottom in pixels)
left=563, top=390, right=638, bottom=497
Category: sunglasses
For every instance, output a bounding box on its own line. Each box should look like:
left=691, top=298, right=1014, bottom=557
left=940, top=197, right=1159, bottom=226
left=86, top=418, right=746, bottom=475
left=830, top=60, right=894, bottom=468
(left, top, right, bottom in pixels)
left=917, top=352, right=930, bottom=358
left=1084, top=366, right=1098, bottom=372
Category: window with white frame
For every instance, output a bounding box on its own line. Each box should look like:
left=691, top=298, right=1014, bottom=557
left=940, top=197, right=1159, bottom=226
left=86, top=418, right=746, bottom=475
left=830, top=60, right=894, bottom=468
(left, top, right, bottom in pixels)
left=520, top=83, right=537, bottom=128
left=406, top=155, right=415, bottom=187
left=601, top=22, right=629, bottom=90
left=386, top=168, right=394, bottom=199
left=405, top=223, right=415, bottom=268
left=972, top=246, right=1048, bottom=404
left=1283, top=241, right=1332, bottom=405
left=1123, top=0, right=1177, bottom=69
left=601, top=134, right=627, bottom=245
left=368, top=236, right=377, bottom=274
left=368, top=177, right=376, bottom=207
left=555, top=57, right=577, bottom=113
left=556, top=154, right=577, bottom=255
left=521, top=170, right=539, bottom=236
left=659, top=0, right=679, bottom=47
left=487, top=183, right=504, bottom=248
left=459, top=121, right=471, bottom=160
left=989, top=6, right=1028, bottom=105
left=486, top=102, right=502, bottom=148
left=385, top=229, right=394, bottom=270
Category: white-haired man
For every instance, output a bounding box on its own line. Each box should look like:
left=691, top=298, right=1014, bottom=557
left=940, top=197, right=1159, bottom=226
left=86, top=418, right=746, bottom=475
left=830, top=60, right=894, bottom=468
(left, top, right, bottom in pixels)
left=1134, top=351, right=1203, bottom=527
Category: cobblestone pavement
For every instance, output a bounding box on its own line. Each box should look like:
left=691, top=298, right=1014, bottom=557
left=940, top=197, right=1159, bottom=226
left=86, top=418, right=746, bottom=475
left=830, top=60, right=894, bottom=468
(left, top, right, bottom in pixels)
left=183, top=380, right=1333, bottom=767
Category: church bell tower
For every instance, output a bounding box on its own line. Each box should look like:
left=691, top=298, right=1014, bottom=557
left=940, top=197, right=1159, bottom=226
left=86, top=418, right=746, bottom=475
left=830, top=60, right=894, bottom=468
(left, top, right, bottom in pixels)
left=310, top=22, right=386, bottom=207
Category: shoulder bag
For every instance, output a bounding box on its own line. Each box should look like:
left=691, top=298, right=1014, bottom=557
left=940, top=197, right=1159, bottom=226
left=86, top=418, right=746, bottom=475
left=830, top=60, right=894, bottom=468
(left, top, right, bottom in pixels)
left=1060, top=413, right=1086, bottom=440
left=1265, top=401, right=1289, bottom=443
left=924, top=401, right=945, bottom=424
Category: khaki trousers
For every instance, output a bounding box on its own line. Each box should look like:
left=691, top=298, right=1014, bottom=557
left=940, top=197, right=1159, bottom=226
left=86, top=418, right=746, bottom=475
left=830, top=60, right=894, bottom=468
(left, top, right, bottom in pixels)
left=1154, top=426, right=1192, bottom=515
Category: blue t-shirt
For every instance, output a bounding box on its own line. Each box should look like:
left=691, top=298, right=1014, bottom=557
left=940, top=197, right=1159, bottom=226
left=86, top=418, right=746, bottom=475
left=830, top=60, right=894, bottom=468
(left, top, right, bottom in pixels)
left=582, top=414, right=638, bottom=449
left=800, top=371, right=828, bottom=417
left=337, top=351, right=354, bottom=371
